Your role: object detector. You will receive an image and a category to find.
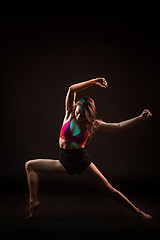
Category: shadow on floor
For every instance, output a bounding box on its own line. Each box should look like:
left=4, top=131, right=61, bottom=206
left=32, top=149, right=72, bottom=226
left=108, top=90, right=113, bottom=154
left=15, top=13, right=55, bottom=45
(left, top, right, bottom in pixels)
left=0, top=192, right=159, bottom=239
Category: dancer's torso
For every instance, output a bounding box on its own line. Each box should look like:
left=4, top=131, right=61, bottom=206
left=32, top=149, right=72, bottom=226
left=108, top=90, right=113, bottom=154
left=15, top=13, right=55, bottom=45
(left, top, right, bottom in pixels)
left=59, top=113, right=89, bottom=149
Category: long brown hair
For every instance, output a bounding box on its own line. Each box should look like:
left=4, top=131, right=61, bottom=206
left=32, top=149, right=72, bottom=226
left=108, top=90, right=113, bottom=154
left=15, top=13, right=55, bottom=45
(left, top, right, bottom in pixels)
left=72, top=96, right=102, bottom=135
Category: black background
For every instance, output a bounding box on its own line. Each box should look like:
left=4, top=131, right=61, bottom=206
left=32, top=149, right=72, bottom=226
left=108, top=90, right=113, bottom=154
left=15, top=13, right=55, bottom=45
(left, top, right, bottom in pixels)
left=1, top=3, right=160, bottom=238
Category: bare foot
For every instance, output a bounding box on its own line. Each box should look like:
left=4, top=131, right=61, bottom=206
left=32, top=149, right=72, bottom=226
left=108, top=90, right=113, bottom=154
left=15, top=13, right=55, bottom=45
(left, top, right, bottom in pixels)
left=25, top=200, right=41, bottom=219
left=137, top=209, right=152, bottom=220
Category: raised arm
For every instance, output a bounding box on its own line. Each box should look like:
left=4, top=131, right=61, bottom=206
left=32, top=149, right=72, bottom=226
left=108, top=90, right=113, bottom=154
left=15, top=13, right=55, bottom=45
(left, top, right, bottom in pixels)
left=65, top=77, right=108, bottom=113
left=69, top=77, right=108, bottom=93
left=98, top=109, right=152, bottom=133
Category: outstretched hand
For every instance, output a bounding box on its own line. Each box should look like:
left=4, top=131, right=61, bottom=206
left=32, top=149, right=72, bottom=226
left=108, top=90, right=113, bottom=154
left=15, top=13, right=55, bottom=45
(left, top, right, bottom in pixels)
left=94, top=77, right=108, bottom=88
left=141, top=109, right=152, bottom=120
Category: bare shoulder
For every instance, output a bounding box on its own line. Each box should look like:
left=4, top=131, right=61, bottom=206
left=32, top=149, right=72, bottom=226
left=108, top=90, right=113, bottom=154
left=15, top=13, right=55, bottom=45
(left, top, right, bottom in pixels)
left=95, top=119, right=102, bottom=125
left=93, top=119, right=103, bottom=131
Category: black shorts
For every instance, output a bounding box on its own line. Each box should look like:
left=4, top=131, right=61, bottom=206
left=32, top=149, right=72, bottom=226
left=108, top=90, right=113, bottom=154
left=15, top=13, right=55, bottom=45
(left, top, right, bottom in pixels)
left=59, top=148, right=91, bottom=175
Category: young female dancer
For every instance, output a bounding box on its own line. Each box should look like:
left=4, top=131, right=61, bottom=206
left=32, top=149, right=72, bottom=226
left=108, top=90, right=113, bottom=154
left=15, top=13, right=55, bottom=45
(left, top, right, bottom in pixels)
left=25, top=77, right=152, bottom=219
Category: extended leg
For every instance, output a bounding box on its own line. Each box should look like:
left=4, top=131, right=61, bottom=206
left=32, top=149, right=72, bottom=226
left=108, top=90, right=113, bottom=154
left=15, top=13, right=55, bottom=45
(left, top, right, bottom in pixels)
left=81, top=163, right=152, bottom=219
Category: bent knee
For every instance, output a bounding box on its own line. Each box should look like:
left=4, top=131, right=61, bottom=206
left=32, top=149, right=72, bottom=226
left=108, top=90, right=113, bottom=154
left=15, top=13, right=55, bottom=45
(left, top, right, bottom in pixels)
left=25, top=160, right=34, bottom=171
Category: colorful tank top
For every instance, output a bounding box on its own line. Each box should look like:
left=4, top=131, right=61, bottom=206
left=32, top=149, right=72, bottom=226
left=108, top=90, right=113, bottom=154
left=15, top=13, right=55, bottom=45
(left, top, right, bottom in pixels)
left=60, top=117, right=89, bottom=147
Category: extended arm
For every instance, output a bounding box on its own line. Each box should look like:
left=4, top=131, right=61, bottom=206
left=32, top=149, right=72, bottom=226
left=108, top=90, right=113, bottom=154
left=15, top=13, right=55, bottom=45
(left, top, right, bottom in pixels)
left=98, top=109, right=152, bottom=133
left=65, top=77, right=108, bottom=113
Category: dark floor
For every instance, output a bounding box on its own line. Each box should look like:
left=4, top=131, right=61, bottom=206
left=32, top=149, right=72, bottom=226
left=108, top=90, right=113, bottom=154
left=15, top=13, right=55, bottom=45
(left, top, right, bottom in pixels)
left=1, top=189, right=159, bottom=239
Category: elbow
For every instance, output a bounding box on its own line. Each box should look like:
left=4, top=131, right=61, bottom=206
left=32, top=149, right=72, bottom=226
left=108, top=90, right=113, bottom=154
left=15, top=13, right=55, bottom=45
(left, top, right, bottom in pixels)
left=69, top=86, right=72, bottom=91
left=116, top=123, right=122, bottom=131
left=69, top=86, right=74, bottom=92
left=118, top=122, right=126, bottom=131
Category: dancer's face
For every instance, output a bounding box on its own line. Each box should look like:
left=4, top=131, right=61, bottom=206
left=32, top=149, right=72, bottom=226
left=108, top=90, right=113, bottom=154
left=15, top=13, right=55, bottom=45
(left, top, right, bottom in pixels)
left=75, top=105, right=85, bottom=122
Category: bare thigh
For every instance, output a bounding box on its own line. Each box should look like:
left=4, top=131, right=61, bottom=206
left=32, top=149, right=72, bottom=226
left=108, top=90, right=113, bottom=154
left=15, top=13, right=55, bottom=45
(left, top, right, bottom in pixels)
left=81, top=162, right=113, bottom=194
left=26, top=159, right=68, bottom=176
